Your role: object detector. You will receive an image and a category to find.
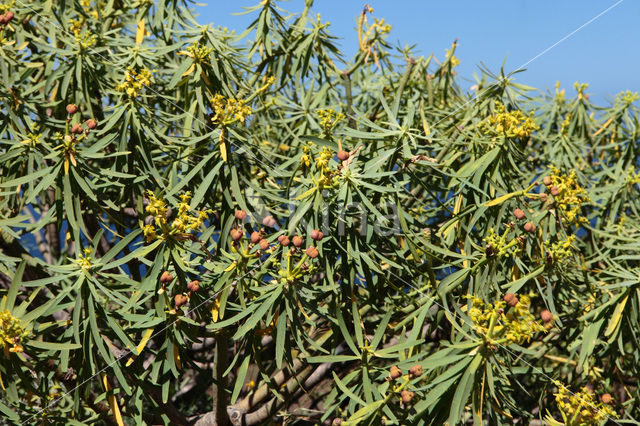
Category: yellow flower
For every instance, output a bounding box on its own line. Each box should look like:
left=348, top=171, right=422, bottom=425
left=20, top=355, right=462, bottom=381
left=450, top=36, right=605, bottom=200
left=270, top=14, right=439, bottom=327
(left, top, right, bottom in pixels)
left=480, top=101, right=538, bottom=140
left=116, top=67, right=155, bottom=98
left=0, top=310, right=30, bottom=354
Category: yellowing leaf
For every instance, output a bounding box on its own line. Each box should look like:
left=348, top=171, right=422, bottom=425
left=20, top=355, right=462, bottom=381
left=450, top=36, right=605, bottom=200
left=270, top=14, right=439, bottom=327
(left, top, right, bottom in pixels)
left=182, top=63, right=196, bottom=77
left=173, top=344, right=181, bottom=370
left=211, top=293, right=221, bottom=322
left=125, top=328, right=154, bottom=367
left=484, top=190, right=520, bottom=207
left=136, top=18, right=145, bottom=45
left=605, top=292, right=628, bottom=337
left=102, top=373, right=125, bottom=426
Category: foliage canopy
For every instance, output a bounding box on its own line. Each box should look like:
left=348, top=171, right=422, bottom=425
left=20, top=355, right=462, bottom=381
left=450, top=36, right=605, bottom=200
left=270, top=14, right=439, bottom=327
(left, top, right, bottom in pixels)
left=0, top=0, right=639, bottom=425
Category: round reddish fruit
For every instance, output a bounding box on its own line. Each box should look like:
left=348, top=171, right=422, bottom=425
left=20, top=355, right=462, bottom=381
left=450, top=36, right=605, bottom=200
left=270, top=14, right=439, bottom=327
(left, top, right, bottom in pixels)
left=66, top=104, right=78, bottom=115
left=409, top=364, right=423, bottom=378
left=187, top=280, right=200, bottom=292
left=174, top=294, right=187, bottom=308
left=310, top=229, right=324, bottom=241
left=513, top=208, right=526, bottom=220
left=539, top=193, right=548, bottom=201
left=523, top=222, right=536, bottom=233
left=259, top=239, right=269, bottom=251
left=234, top=210, right=247, bottom=220
left=160, top=271, right=173, bottom=284
left=401, top=390, right=415, bottom=404
left=71, top=123, right=83, bottom=134
left=292, top=236, right=303, bottom=247
left=601, top=393, right=613, bottom=404
left=280, top=236, right=290, bottom=246
left=305, top=246, right=319, bottom=258
left=86, top=119, right=97, bottom=130
left=550, top=186, right=560, bottom=196
left=540, top=309, right=553, bottom=323
left=230, top=228, right=242, bottom=241
left=389, top=365, right=402, bottom=380
left=251, top=231, right=262, bottom=244
left=337, top=150, right=349, bottom=161
left=262, top=216, right=276, bottom=228
left=543, top=176, right=552, bottom=186
left=503, top=293, right=518, bottom=307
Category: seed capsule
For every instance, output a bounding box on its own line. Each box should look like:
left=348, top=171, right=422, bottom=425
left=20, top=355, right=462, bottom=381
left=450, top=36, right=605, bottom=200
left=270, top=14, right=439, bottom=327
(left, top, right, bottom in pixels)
left=523, top=222, right=536, bottom=233
left=550, top=186, right=560, bottom=196
left=262, top=216, right=276, bottom=228
left=292, top=236, right=303, bottom=247
left=187, top=280, right=200, bottom=292
left=543, top=176, right=552, bottom=186
left=310, top=229, right=324, bottom=241
left=306, top=246, right=319, bottom=258
left=337, top=150, right=349, bottom=161
left=389, top=365, right=402, bottom=380
left=259, top=239, right=270, bottom=251
left=174, top=294, right=187, bottom=308
left=540, top=309, right=553, bottom=323
left=86, top=119, right=98, bottom=130
left=66, top=104, right=78, bottom=115
left=280, top=236, right=290, bottom=246
left=251, top=231, right=262, bottom=244
left=409, top=364, right=422, bottom=378
left=230, top=228, right=242, bottom=241
left=71, top=123, right=83, bottom=134
left=601, top=393, right=613, bottom=404
left=513, top=208, right=526, bottom=220
left=234, top=210, right=247, bottom=220
left=332, top=419, right=342, bottom=426
left=160, top=271, right=173, bottom=284
left=503, top=293, right=518, bottom=307
left=401, top=390, right=415, bottom=404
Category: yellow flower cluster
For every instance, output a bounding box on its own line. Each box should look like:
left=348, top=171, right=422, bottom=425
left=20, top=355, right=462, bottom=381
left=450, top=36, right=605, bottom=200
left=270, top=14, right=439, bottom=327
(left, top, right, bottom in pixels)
left=552, top=382, right=616, bottom=426
left=75, top=247, right=94, bottom=271
left=625, top=167, right=640, bottom=186
left=300, top=143, right=312, bottom=168
left=547, top=166, right=590, bottom=225
left=142, top=191, right=211, bottom=243
left=560, top=113, right=571, bottom=136
left=617, top=90, right=639, bottom=106
left=317, top=109, right=344, bottom=136
left=210, top=94, right=252, bottom=125
left=187, top=43, right=213, bottom=63
left=467, top=294, right=546, bottom=345
left=116, top=67, right=155, bottom=98
left=74, top=31, right=97, bottom=50
left=483, top=228, right=518, bottom=258
left=364, top=17, right=391, bottom=39
left=545, top=234, right=576, bottom=263
left=0, top=1, right=15, bottom=13
left=445, top=47, right=460, bottom=68
left=479, top=102, right=538, bottom=140
left=0, top=310, right=30, bottom=354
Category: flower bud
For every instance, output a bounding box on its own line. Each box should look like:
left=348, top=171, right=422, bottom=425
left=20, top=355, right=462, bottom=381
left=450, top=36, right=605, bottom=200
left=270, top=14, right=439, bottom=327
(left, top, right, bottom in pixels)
left=86, top=119, right=98, bottom=130
left=292, top=235, right=303, bottom=247
left=540, top=309, right=553, bottom=323
left=400, top=390, right=414, bottom=404
left=337, top=150, right=349, bottom=161
left=523, top=222, right=536, bottom=233
left=66, top=104, right=78, bottom=115
left=389, top=365, right=402, bottom=380
left=187, top=280, right=200, bottom=292
left=262, top=215, right=276, bottom=228
left=160, top=271, right=173, bottom=284
left=513, top=208, right=526, bottom=220
left=306, top=246, right=319, bottom=258
left=251, top=231, right=262, bottom=244
left=409, top=364, right=422, bottom=378
left=259, top=239, right=269, bottom=251
left=310, top=229, right=323, bottom=241
left=234, top=210, right=247, bottom=220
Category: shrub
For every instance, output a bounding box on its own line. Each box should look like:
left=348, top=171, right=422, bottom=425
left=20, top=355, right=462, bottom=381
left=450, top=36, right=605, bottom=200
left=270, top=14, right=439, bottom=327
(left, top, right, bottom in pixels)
left=0, top=0, right=638, bottom=424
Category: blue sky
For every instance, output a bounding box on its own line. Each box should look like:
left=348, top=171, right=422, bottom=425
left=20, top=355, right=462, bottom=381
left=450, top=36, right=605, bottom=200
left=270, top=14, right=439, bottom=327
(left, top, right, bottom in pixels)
left=195, top=1, right=638, bottom=103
